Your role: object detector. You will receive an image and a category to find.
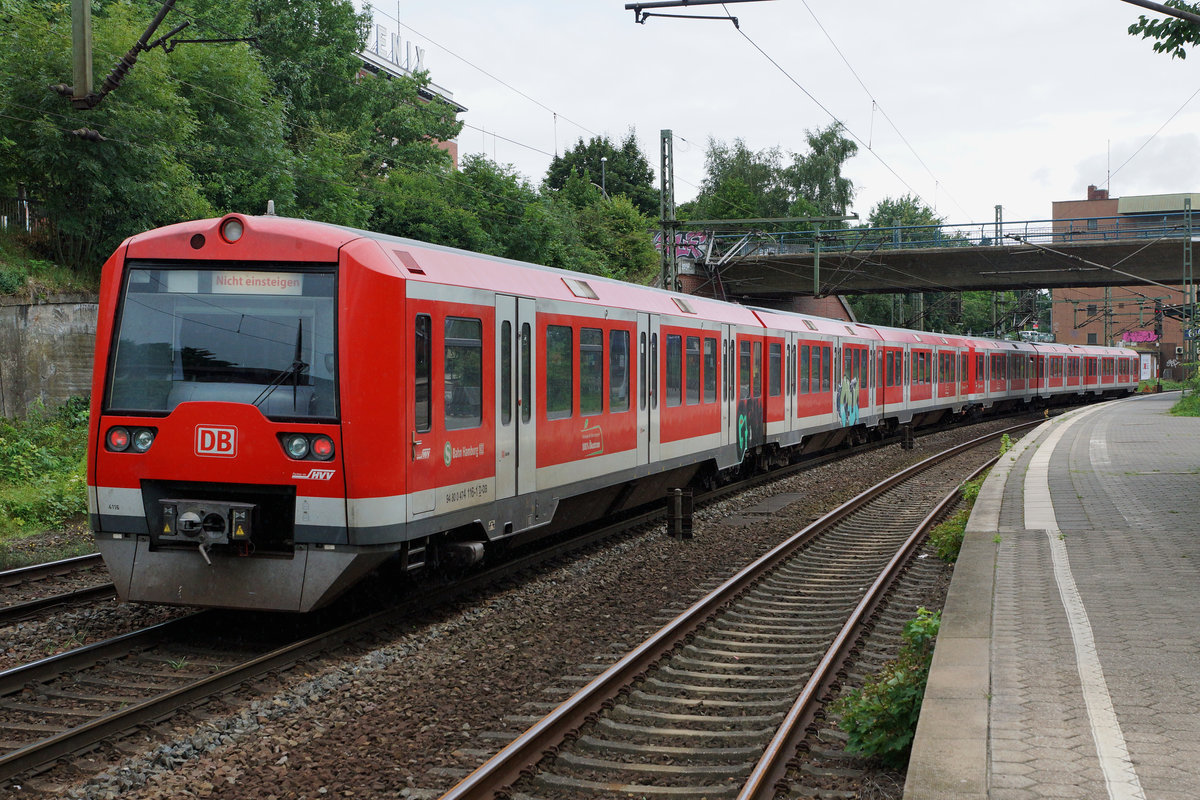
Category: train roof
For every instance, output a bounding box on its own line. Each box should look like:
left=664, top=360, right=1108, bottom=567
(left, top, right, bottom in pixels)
left=119, top=216, right=1144, bottom=360
left=119, top=214, right=763, bottom=325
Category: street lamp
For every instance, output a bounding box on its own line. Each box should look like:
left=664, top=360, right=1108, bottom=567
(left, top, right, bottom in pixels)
left=600, top=156, right=607, bottom=196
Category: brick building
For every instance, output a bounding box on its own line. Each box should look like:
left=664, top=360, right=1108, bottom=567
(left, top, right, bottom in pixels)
left=1050, top=187, right=1196, bottom=378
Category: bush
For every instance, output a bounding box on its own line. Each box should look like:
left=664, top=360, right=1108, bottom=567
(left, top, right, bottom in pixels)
left=832, top=608, right=941, bottom=767
left=927, top=509, right=969, bottom=563
left=0, top=397, right=90, bottom=536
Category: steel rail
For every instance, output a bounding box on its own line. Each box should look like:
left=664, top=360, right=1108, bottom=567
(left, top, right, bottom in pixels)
left=0, top=584, right=118, bottom=626
left=0, top=553, right=104, bottom=587
left=0, top=417, right=1039, bottom=786
left=737, top=455, right=998, bottom=799
left=437, top=421, right=1035, bottom=800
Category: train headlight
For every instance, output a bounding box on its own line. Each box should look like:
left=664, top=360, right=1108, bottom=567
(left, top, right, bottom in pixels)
left=220, top=217, right=244, bottom=243
left=106, top=426, right=130, bottom=452
left=284, top=434, right=309, bottom=459
left=311, top=435, right=335, bottom=460
left=132, top=429, right=156, bottom=453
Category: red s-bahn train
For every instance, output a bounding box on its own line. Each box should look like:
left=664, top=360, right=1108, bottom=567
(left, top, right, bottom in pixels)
left=87, top=214, right=1138, bottom=611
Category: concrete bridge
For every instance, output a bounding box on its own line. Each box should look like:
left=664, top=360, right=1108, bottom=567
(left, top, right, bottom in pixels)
left=674, top=214, right=1193, bottom=300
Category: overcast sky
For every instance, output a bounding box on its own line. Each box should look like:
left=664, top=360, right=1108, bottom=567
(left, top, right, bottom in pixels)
left=360, top=0, right=1200, bottom=228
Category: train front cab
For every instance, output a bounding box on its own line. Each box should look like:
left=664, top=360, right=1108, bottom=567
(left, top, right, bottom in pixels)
left=88, top=217, right=402, bottom=612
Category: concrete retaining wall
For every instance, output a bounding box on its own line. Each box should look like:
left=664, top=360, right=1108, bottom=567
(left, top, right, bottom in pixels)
left=0, top=294, right=98, bottom=418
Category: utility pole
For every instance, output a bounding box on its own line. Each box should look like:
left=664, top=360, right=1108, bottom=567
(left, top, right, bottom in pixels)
left=1185, top=197, right=1194, bottom=376
left=71, top=0, right=93, bottom=109
left=659, top=129, right=677, bottom=291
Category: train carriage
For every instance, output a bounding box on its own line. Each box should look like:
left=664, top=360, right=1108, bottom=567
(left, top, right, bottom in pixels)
left=88, top=215, right=1139, bottom=612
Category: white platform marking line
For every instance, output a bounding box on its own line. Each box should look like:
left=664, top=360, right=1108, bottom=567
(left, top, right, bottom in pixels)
left=1023, top=405, right=1146, bottom=800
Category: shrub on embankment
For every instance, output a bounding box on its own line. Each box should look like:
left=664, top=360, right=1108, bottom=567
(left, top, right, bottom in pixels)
left=0, top=397, right=90, bottom=568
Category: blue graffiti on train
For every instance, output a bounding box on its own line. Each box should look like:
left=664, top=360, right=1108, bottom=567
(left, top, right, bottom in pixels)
left=837, top=377, right=860, bottom=427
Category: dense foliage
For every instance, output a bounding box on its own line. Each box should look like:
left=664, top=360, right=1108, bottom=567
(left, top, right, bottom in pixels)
left=0, top=0, right=657, bottom=284
left=833, top=607, right=941, bottom=767
left=680, top=123, right=858, bottom=221
left=0, top=398, right=88, bottom=537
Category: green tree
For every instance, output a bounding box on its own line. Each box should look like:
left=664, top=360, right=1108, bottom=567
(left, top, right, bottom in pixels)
left=0, top=1, right=238, bottom=269
left=866, top=194, right=944, bottom=231
left=1128, top=1, right=1200, bottom=59
left=784, top=123, right=858, bottom=215
left=685, top=127, right=857, bottom=223
left=688, top=138, right=789, bottom=220
left=544, top=131, right=657, bottom=216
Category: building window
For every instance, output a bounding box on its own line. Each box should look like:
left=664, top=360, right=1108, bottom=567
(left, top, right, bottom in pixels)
left=1087, top=333, right=1098, bottom=345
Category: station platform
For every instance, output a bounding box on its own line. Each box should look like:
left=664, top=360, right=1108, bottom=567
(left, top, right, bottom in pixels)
left=905, top=392, right=1200, bottom=800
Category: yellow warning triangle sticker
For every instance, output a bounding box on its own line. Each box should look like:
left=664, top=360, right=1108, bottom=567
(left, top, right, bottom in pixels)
left=236, top=525, right=245, bottom=537
left=163, top=523, right=172, bottom=533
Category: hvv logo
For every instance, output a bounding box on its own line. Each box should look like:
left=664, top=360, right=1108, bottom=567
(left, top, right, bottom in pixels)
left=195, top=425, right=237, bottom=457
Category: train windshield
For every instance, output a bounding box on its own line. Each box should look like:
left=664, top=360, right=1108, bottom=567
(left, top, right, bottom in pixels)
left=106, top=263, right=338, bottom=420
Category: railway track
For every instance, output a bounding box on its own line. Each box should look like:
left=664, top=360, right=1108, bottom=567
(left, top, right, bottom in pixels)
left=437, top=425, right=1022, bottom=800
left=0, top=417, right=1034, bottom=791
left=0, top=555, right=115, bottom=626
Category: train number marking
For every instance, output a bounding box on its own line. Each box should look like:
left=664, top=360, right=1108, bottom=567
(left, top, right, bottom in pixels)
left=195, top=425, right=238, bottom=457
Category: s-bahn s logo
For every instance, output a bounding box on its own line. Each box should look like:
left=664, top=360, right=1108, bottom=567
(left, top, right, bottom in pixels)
left=195, top=425, right=237, bottom=457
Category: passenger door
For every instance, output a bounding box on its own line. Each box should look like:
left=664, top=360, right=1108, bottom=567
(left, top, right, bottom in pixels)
left=637, top=313, right=659, bottom=466
left=495, top=295, right=537, bottom=499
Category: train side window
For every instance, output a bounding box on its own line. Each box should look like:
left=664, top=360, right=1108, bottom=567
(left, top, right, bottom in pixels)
left=739, top=340, right=751, bottom=399
left=415, top=314, right=432, bottom=433
left=501, top=321, right=512, bottom=426
left=580, top=327, right=604, bottom=416
left=704, top=337, right=718, bottom=403
left=800, top=345, right=810, bottom=394
left=546, top=324, right=573, bottom=419
left=639, top=332, right=647, bottom=411
left=611, top=329, right=630, bottom=413
left=769, top=342, right=782, bottom=397
left=651, top=333, right=658, bottom=409
left=520, top=323, right=532, bottom=423
left=821, top=345, right=831, bottom=392
left=665, top=334, right=683, bottom=407
left=686, top=336, right=701, bottom=404
left=753, top=341, right=763, bottom=397
left=886, top=350, right=895, bottom=387
left=444, top=317, right=482, bottom=430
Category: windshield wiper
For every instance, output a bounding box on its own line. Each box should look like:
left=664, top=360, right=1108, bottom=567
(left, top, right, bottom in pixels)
left=253, top=318, right=308, bottom=410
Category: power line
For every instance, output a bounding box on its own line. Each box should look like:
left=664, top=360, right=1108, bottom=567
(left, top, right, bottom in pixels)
left=796, top=0, right=973, bottom=222
left=720, top=9, right=932, bottom=214
left=1107, top=83, right=1200, bottom=186
left=362, top=4, right=599, bottom=142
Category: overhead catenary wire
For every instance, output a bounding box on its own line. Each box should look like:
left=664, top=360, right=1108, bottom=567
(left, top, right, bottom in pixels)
left=1106, top=82, right=1200, bottom=187
left=796, top=0, right=973, bottom=222
left=718, top=6, right=933, bottom=215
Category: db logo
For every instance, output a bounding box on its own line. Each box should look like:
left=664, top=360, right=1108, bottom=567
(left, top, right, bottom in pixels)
left=195, top=425, right=237, bottom=457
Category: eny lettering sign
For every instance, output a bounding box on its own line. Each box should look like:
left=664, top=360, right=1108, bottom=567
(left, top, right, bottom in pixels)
left=195, top=425, right=238, bottom=458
